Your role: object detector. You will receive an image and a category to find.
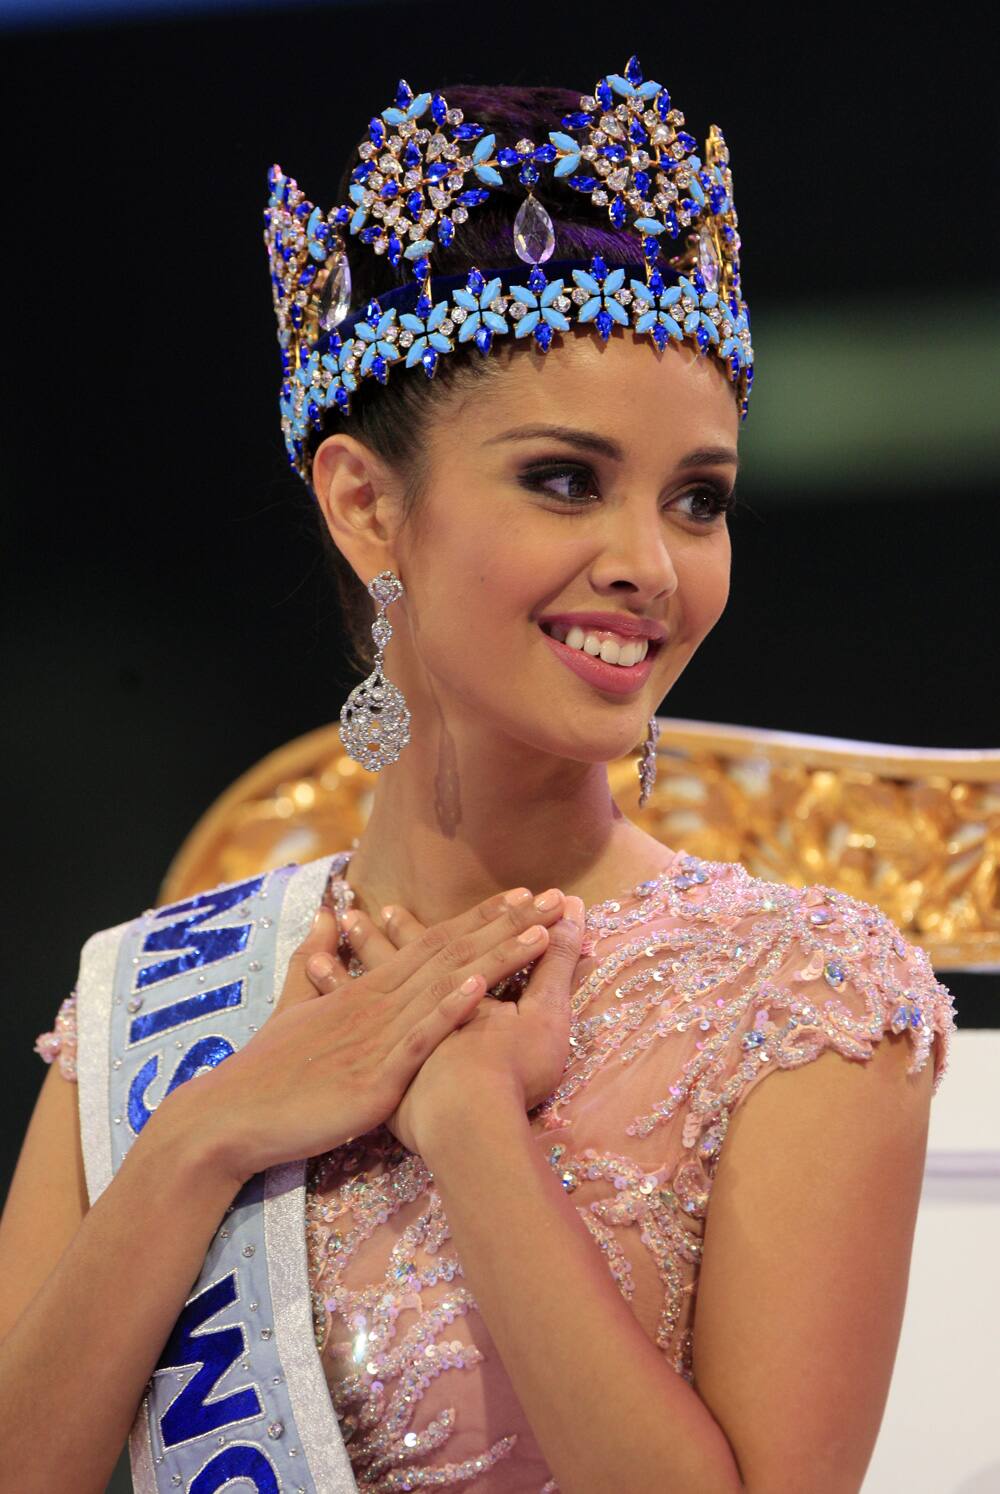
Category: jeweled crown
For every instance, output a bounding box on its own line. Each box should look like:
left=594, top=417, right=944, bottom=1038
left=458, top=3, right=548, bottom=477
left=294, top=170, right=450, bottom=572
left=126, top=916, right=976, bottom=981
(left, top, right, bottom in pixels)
left=263, top=55, right=754, bottom=488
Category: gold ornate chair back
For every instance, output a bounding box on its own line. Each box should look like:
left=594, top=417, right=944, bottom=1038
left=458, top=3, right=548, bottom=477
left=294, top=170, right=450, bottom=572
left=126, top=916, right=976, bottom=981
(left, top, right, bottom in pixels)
left=160, top=717, right=1000, bottom=973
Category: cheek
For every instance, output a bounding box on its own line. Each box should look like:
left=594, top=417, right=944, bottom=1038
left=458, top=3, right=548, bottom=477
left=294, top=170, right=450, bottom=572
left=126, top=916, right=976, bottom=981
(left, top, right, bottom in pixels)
left=676, top=534, right=731, bottom=636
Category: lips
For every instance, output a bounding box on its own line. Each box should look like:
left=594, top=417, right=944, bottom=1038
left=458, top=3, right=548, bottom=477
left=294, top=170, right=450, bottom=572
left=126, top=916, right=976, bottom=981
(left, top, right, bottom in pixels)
left=538, top=623, right=658, bottom=696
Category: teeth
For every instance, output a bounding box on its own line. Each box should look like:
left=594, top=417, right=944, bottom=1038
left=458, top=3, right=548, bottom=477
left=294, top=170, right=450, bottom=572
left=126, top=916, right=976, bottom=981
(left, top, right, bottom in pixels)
left=547, top=623, right=650, bottom=666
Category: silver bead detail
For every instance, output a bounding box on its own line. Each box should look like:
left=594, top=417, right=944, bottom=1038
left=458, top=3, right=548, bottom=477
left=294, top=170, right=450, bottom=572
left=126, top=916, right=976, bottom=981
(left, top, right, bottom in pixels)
left=242, top=1244, right=255, bottom=1258
left=268, top=1421, right=284, bottom=1439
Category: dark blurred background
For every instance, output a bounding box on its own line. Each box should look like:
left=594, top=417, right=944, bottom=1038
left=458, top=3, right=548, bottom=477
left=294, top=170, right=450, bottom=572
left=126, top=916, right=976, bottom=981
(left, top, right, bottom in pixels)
left=1, top=4, right=996, bottom=1483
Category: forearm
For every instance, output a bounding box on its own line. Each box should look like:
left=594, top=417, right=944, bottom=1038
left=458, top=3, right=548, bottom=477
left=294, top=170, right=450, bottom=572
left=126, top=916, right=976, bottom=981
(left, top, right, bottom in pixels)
left=0, top=1090, right=242, bottom=1494
left=420, top=1080, right=743, bottom=1494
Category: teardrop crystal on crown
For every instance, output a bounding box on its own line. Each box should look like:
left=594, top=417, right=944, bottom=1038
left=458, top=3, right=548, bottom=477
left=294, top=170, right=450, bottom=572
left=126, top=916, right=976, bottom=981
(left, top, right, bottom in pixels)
left=338, top=570, right=412, bottom=771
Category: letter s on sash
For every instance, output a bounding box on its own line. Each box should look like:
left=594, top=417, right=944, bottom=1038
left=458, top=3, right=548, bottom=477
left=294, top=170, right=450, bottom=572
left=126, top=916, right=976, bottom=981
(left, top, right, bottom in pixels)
left=189, top=1445, right=280, bottom=1493
left=127, top=1036, right=235, bottom=1136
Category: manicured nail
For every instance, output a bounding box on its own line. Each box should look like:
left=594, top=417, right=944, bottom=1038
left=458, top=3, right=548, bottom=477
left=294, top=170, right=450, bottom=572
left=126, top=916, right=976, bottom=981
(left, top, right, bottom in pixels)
left=534, top=888, right=561, bottom=911
left=504, top=888, right=532, bottom=906
left=380, top=905, right=395, bottom=924
left=517, top=924, right=545, bottom=944
left=342, top=911, right=359, bottom=934
left=307, top=954, right=335, bottom=980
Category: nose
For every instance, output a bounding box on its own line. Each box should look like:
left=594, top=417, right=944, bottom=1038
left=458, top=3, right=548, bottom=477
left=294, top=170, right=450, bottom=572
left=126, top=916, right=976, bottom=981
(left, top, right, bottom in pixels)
left=589, top=506, right=680, bottom=604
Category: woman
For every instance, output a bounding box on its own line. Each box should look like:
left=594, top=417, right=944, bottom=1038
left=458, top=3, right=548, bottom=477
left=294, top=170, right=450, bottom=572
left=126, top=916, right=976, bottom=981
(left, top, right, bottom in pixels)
left=2, top=61, right=954, bottom=1494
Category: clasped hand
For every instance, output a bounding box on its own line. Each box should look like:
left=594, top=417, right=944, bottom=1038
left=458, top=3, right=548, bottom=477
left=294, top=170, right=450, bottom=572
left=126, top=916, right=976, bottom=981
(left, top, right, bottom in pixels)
left=308, top=889, right=586, bottom=1155
left=174, top=883, right=585, bottom=1182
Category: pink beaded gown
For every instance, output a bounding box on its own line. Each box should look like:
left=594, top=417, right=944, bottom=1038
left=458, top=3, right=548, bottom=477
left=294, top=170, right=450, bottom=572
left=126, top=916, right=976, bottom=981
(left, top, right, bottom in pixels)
left=35, top=846, right=955, bottom=1492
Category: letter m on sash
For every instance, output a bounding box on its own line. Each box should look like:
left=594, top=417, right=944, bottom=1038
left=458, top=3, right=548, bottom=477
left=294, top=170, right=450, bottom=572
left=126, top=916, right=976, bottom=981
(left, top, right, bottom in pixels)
left=158, top=1272, right=263, bottom=1447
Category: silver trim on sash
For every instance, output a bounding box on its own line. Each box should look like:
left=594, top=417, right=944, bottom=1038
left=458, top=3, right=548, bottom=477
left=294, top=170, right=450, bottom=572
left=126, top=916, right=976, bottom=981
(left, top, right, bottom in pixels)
left=76, top=919, right=131, bottom=1203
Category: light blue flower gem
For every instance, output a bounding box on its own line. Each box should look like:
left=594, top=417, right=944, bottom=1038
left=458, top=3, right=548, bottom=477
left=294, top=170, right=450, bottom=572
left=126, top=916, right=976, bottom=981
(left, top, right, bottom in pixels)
left=400, top=299, right=454, bottom=372
left=354, top=305, right=402, bottom=379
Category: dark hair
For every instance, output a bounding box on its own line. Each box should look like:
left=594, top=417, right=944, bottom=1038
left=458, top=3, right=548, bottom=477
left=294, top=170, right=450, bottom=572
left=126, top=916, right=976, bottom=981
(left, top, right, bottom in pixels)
left=307, top=83, right=651, bottom=675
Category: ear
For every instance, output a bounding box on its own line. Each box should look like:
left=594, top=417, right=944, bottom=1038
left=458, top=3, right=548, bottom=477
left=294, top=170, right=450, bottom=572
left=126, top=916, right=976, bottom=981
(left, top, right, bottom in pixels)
left=312, top=432, right=398, bottom=580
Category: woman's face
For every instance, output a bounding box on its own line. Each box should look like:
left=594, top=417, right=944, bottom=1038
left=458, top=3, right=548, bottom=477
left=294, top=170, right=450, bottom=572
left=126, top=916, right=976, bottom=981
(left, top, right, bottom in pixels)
left=349, top=331, right=738, bottom=769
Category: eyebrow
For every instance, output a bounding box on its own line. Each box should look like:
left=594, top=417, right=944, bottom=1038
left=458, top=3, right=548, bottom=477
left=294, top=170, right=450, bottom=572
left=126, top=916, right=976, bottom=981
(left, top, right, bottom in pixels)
left=482, top=423, right=739, bottom=472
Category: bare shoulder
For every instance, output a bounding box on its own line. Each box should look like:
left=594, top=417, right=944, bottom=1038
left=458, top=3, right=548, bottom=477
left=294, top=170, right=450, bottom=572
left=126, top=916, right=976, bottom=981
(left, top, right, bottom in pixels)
left=0, top=1058, right=89, bottom=1341
left=691, top=1031, right=935, bottom=1492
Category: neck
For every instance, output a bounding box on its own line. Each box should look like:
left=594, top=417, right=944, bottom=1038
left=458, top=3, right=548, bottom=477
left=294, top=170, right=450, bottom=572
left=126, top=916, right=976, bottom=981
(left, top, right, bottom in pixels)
left=342, top=714, right=673, bottom=929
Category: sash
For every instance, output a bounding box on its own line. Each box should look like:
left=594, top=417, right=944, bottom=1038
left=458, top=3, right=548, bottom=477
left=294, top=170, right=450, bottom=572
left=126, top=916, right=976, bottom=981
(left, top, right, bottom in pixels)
left=75, top=851, right=359, bottom=1494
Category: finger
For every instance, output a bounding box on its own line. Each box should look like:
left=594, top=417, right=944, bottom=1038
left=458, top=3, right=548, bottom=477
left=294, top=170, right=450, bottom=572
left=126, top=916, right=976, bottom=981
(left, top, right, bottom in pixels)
left=278, top=907, right=348, bottom=1009
left=518, top=896, right=585, bottom=1017
left=378, top=903, right=426, bottom=949
left=338, top=909, right=400, bottom=969
left=383, top=973, right=489, bottom=1087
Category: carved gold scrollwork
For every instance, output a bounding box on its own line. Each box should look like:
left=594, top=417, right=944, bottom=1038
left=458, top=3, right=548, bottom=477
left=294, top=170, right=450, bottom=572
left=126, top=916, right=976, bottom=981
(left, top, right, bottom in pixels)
left=160, top=717, right=1000, bottom=972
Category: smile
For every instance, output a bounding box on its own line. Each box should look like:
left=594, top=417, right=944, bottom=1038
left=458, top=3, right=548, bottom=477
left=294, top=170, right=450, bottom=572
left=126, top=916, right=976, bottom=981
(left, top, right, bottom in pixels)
left=538, top=623, right=660, bottom=696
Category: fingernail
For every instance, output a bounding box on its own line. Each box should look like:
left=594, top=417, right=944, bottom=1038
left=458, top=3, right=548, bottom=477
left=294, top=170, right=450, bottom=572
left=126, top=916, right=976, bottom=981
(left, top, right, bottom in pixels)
left=380, top=905, right=395, bottom=924
left=503, top=888, right=532, bottom=906
left=566, top=896, right=585, bottom=925
left=307, top=954, right=335, bottom=980
left=517, top=924, right=545, bottom=944
left=534, top=888, right=561, bottom=912
left=342, top=911, right=359, bottom=934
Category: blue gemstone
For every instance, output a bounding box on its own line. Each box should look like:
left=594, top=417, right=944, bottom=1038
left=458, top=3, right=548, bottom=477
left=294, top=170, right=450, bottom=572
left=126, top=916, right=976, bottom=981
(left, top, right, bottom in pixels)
left=351, top=161, right=374, bottom=182
left=313, top=223, right=330, bottom=243
left=597, top=78, right=613, bottom=109
left=404, top=143, right=421, bottom=169
left=414, top=256, right=431, bottom=279
left=395, top=78, right=414, bottom=108
left=335, top=385, right=349, bottom=409
left=664, top=208, right=679, bottom=237
left=360, top=226, right=381, bottom=243
left=406, top=190, right=423, bottom=216
left=591, top=253, right=608, bottom=281
left=656, top=88, right=671, bottom=120
left=561, top=111, right=592, bottom=129
left=595, top=308, right=613, bottom=340
left=710, top=186, right=727, bottom=213
left=746, top=366, right=754, bottom=384
left=528, top=264, right=546, bottom=293
left=678, top=131, right=697, bottom=152
left=369, top=117, right=385, bottom=146
left=307, top=400, right=319, bottom=421
left=298, top=265, right=317, bottom=285
left=651, top=322, right=668, bottom=350
left=601, top=143, right=626, bottom=162
left=681, top=199, right=697, bottom=217
left=333, top=206, right=350, bottom=225
left=421, top=346, right=438, bottom=377
left=438, top=216, right=454, bottom=245
left=291, top=306, right=302, bottom=327
left=365, top=298, right=382, bottom=320
left=467, top=268, right=485, bottom=294
left=649, top=269, right=665, bottom=295
left=629, top=121, right=648, bottom=145
left=426, top=162, right=450, bottom=181
left=372, top=353, right=388, bottom=382
left=519, top=162, right=539, bottom=186
left=431, top=92, right=448, bottom=126
left=695, top=324, right=708, bottom=351
left=454, top=122, right=485, bottom=140
left=534, top=321, right=554, bottom=350
left=642, top=235, right=659, bottom=259
left=415, top=293, right=432, bottom=317
left=379, top=180, right=399, bottom=200
left=295, top=203, right=310, bottom=219
left=497, top=147, right=520, bottom=167
left=625, top=54, right=643, bottom=85
left=533, top=143, right=557, bottom=163
left=729, top=354, right=740, bottom=377
left=474, top=324, right=493, bottom=354
left=457, top=188, right=490, bottom=206
left=387, top=234, right=403, bottom=266
left=566, top=173, right=598, bottom=192
left=692, top=270, right=706, bottom=293
left=634, top=170, right=650, bottom=196
left=610, top=197, right=627, bottom=228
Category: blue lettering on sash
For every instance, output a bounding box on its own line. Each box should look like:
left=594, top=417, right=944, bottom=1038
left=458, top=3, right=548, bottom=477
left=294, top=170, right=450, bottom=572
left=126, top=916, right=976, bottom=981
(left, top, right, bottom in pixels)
left=189, top=1445, right=280, bottom=1494
left=127, top=1036, right=235, bottom=1136
left=129, top=981, right=245, bottom=1045
left=137, top=877, right=264, bottom=991
left=159, top=1272, right=262, bottom=1447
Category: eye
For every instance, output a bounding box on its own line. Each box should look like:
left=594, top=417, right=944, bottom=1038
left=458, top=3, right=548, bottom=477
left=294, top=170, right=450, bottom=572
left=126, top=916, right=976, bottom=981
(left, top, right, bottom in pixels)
left=520, top=462, right=599, bottom=503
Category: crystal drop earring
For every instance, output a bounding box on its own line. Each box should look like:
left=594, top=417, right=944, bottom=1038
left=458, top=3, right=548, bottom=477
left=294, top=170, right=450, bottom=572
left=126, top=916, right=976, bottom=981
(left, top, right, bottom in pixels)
left=637, top=714, right=660, bottom=808
left=338, top=570, right=412, bottom=771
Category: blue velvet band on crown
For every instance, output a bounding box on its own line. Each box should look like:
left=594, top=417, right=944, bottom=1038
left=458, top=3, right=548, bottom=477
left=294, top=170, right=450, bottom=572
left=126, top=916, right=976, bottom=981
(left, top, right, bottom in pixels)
left=333, top=257, right=660, bottom=340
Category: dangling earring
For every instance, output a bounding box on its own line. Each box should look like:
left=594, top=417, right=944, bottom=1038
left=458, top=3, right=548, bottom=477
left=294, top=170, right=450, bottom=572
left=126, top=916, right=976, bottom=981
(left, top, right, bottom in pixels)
left=338, top=570, right=412, bottom=771
left=637, top=714, right=660, bottom=808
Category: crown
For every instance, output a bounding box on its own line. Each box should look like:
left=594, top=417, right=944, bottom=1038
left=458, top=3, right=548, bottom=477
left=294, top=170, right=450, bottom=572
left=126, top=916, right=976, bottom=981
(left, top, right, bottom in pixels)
left=263, top=55, right=754, bottom=487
